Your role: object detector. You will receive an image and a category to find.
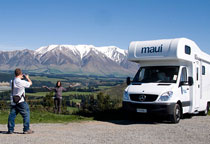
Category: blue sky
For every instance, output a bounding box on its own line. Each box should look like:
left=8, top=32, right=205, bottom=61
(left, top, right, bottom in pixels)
left=0, top=0, right=210, bottom=54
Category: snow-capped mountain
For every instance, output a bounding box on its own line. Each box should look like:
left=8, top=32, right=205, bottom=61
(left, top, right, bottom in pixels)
left=35, top=45, right=127, bottom=63
left=0, top=45, right=138, bottom=76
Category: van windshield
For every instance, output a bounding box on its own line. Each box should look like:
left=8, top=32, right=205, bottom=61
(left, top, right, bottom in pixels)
left=133, top=66, right=179, bottom=83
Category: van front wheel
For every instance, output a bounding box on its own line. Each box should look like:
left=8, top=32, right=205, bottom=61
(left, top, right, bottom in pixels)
left=170, top=104, right=181, bottom=124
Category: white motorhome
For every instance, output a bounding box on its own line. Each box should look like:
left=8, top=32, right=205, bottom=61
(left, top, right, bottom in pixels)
left=123, top=38, right=210, bottom=123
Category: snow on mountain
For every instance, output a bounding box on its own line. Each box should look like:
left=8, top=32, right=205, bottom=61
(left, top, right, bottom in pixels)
left=35, top=45, right=90, bottom=59
left=35, top=44, right=127, bottom=63
left=35, top=45, right=58, bottom=55
left=96, top=46, right=127, bottom=63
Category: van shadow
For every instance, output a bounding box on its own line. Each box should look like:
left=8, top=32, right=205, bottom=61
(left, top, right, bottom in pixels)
left=104, top=118, right=168, bottom=125
left=91, top=110, right=173, bottom=125
left=100, top=113, right=196, bottom=125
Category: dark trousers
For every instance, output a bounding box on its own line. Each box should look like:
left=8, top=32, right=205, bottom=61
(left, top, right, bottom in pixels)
left=54, top=98, right=62, bottom=114
left=8, top=102, right=30, bottom=132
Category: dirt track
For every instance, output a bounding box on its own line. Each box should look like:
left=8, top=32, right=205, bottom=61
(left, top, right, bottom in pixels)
left=0, top=116, right=210, bottom=144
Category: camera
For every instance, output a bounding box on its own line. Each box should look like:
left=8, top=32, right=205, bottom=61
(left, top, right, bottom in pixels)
left=23, top=74, right=27, bottom=78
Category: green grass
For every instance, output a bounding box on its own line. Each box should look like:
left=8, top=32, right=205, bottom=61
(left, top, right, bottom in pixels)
left=27, top=92, right=48, bottom=97
left=62, top=91, right=93, bottom=96
left=30, top=76, right=66, bottom=83
left=26, top=91, right=94, bottom=97
left=67, top=107, right=79, bottom=114
left=0, top=110, right=93, bottom=124
left=98, top=86, right=112, bottom=90
left=72, top=99, right=82, bottom=103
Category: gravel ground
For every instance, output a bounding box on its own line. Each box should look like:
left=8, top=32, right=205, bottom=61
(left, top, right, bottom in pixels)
left=0, top=116, right=210, bottom=144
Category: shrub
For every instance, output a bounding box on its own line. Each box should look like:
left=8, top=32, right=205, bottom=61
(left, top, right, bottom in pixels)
left=79, top=92, right=120, bottom=116
left=0, top=100, right=9, bottom=110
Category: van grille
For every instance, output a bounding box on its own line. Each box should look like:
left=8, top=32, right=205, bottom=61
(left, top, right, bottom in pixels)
left=129, top=94, right=158, bottom=102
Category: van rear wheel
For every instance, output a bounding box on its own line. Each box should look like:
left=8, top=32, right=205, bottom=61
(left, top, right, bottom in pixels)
left=170, top=104, right=181, bottom=123
left=200, top=104, right=209, bottom=116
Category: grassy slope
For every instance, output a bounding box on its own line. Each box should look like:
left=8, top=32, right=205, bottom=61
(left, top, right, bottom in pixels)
left=103, top=83, right=127, bottom=100
left=0, top=110, right=93, bottom=124
left=30, top=76, right=66, bottom=83
left=26, top=91, right=94, bottom=97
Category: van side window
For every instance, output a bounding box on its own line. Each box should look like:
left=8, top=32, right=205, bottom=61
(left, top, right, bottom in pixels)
left=180, top=67, right=187, bottom=82
left=197, top=68, right=199, bottom=80
left=202, top=66, right=205, bottom=75
left=185, top=45, right=191, bottom=55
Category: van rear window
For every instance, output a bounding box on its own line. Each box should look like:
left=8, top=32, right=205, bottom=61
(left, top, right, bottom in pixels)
left=185, top=45, right=191, bottom=55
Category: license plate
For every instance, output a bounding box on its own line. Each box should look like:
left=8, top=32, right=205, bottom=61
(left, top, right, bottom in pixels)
left=136, top=108, right=147, bottom=113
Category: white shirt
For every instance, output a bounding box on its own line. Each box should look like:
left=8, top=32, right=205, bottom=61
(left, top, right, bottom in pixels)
left=10, top=77, right=31, bottom=105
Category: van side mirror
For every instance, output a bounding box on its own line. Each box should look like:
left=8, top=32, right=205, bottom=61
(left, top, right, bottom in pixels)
left=126, top=77, right=131, bottom=85
left=179, top=77, right=194, bottom=87
left=188, top=77, right=193, bottom=86
left=179, top=81, right=187, bottom=86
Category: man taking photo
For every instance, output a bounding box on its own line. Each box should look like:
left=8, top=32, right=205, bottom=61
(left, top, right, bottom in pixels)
left=7, top=68, right=34, bottom=134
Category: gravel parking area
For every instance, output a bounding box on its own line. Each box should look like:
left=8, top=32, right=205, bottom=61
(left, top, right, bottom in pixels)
left=0, top=116, right=210, bottom=144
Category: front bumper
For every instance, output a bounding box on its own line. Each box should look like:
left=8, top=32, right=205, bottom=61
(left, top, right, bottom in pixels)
left=123, top=101, right=176, bottom=115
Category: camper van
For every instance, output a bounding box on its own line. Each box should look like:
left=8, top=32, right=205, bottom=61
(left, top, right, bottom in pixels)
left=123, top=38, right=210, bottom=123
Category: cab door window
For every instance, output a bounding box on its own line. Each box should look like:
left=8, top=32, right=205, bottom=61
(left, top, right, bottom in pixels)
left=180, top=67, right=187, bottom=82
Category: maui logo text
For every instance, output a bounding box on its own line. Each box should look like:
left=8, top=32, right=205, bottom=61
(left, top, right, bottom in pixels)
left=141, top=44, right=163, bottom=54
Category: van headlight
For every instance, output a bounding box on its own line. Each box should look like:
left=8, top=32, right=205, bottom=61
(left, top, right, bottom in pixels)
left=158, top=91, right=173, bottom=101
left=123, top=91, right=129, bottom=101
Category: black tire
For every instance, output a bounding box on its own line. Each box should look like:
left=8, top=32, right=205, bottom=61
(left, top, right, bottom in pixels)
left=183, top=113, right=192, bottom=119
left=170, top=104, right=181, bottom=124
left=200, top=104, right=209, bottom=116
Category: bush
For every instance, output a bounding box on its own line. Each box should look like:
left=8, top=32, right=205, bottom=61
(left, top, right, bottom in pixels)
left=79, top=92, right=120, bottom=116
left=43, top=92, right=54, bottom=108
left=0, top=100, right=9, bottom=110
left=29, top=92, right=70, bottom=115
left=96, top=92, right=114, bottom=112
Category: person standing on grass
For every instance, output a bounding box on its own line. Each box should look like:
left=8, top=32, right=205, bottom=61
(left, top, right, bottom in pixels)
left=7, top=68, right=34, bottom=134
left=43, top=81, right=77, bottom=114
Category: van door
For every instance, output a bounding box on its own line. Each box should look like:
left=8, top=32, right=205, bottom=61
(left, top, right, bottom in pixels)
left=180, top=67, right=190, bottom=110
left=194, top=61, right=201, bottom=109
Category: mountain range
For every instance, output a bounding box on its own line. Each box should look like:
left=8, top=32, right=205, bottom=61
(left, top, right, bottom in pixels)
left=0, top=45, right=138, bottom=76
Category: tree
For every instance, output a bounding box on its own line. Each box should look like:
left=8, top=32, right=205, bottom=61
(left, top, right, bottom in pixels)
left=42, top=92, right=54, bottom=112
left=96, top=92, right=113, bottom=112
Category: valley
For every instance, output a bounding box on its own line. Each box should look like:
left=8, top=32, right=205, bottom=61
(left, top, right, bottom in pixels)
left=0, top=72, right=127, bottom=114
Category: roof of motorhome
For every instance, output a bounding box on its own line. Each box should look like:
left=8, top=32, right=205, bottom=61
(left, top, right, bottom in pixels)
left=128, top=38, right=210, bottom=64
